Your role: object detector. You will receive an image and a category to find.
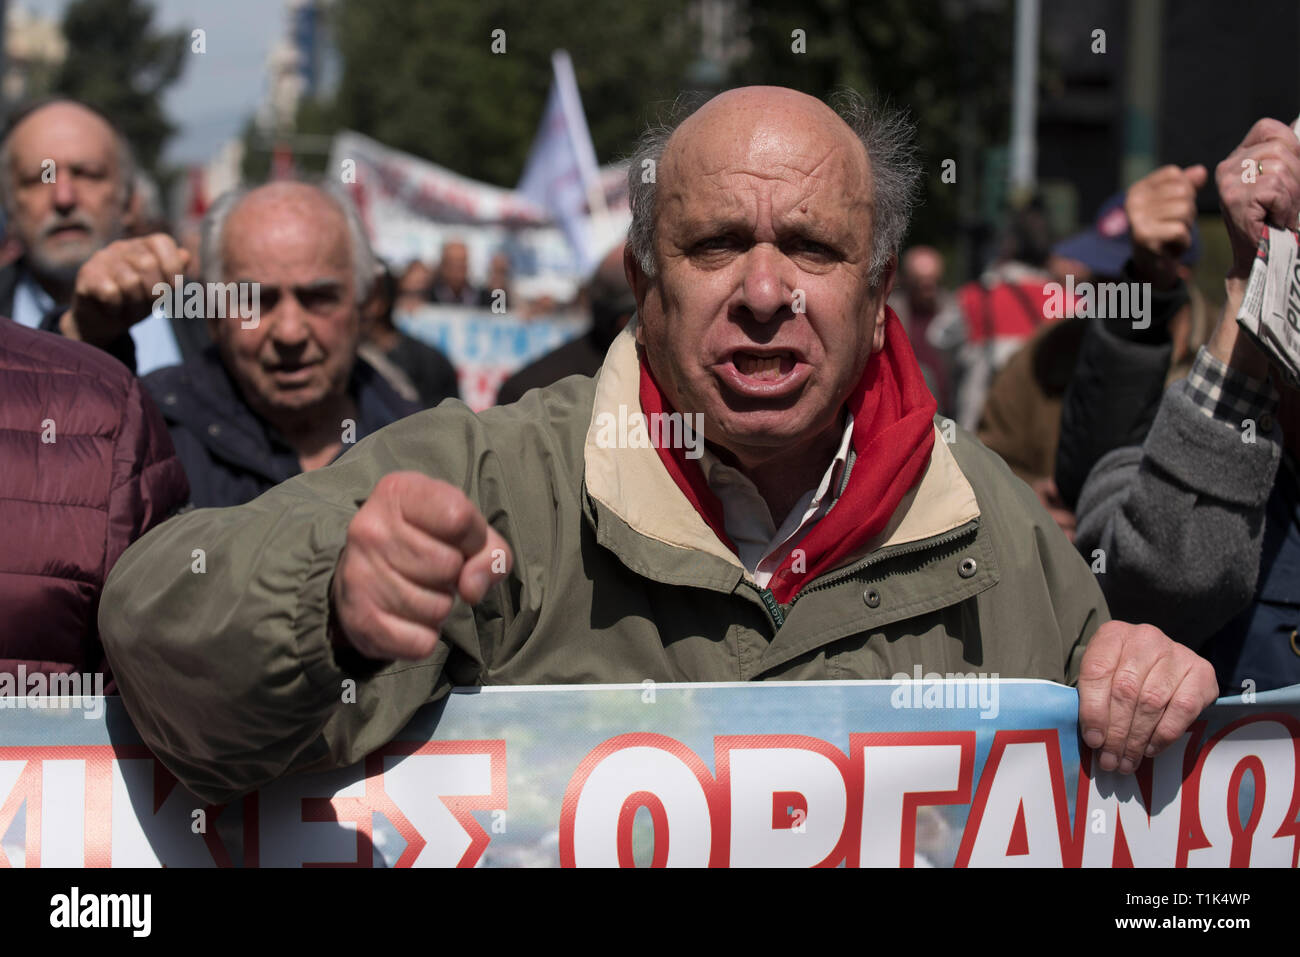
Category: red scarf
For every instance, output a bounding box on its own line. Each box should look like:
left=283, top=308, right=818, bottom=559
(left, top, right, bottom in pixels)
left=638, top=307, right=938, bottom=604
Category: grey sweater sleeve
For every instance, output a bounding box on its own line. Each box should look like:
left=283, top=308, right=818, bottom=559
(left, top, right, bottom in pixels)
left=1074, top=363, right=1282, bottom=648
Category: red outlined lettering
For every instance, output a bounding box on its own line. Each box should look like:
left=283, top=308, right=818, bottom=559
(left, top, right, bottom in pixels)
left=1071, top=724, right=1201, bottom=868
left=616, top=791, right=670, bottom=867
left=1177, top=713, right=1300, bottom=868
left=559, top=733, right=723, bottom=868
left=954, top=729, right=1072, bottom=867
left=847, top=731, right=975, bottom=868
left=713, top=734, right=852, bottom=868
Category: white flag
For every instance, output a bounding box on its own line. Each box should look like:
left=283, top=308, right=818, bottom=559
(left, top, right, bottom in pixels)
left=517, top=50, right=605, bottom=274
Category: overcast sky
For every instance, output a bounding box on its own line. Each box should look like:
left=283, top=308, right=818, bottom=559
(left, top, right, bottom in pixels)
left=19, top=0, right=285, bottom=165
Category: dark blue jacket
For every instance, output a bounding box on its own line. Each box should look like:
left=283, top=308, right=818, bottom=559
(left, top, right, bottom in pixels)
left=143, top=345, right=421, bottom=508
left=1209, top=457, right=1300, bottom=692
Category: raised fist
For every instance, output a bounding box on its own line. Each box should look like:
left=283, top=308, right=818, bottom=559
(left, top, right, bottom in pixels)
left=329, top=472, right=513, bottom=661
left=1126, top=163, right=1205, bottom=288
left=60, top=233, right=189, bottom=346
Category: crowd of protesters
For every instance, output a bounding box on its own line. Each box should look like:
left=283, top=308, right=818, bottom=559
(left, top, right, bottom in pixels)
left=1, top=83, right=1297, bottom=802
left=888, top=126, right=1300, bottom=694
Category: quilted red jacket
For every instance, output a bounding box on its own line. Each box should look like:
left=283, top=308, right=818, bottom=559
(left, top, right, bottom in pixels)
left=0, top=318, right=189, bottom=689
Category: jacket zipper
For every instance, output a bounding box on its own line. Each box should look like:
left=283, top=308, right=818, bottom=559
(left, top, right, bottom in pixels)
left=788, top=520, right=980, bottom=608
left=757, top=586, right=786, bottom=629
left=741, top=519, right=979, bottom=630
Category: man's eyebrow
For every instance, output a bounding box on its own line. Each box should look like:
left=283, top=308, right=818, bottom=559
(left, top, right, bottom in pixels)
left=776, top=220, right=847, bottom=245
left=234, top=279, right=343, bottom=291
left=676, top=214, right=753, bottom=236
left=293, top=279, right=344, bottom=293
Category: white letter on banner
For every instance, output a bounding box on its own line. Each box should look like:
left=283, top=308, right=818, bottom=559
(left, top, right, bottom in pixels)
left=259, top=768, right=368, bottom=867
left=1079, top=735, right=1188, bottom=867
left=568, top=746, right=711, bottom=867
left=110, top=759, right=225, bottom=867
left=860, top=743, right=966, bottom=867
left=958, top=736, right=1068, bottom=866
left=41, top=760, right=86, bottom=867
left=381, top=753, right=496, bottom=867
left=1185, top=718, right=1299, bottom=867
left=727, top=747, right=847, bottom=867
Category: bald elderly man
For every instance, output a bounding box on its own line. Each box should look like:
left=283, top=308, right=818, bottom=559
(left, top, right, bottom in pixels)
left=100, top=87, right=1217, bottom=805
left=87, top=181, right=421, bottom=508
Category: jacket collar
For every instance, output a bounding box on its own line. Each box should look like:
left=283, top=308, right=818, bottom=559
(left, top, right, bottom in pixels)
left=583, top=321, right=981, bottom=588
left=147, top=345, right=418, bottom=480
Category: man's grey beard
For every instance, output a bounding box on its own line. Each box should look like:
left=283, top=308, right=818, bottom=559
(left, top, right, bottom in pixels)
left=23, top=214, right=124, bottom=301
left=24, top=249, right=83, bottom=296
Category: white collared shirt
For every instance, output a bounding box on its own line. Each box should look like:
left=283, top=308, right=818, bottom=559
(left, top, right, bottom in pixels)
left=9, top=270, right=181, bottom=374
left=130, top=302, right=183, bottom=376
left=701, top=412, right=855, bottom=589
left=11, top=272, right=54, bottom=329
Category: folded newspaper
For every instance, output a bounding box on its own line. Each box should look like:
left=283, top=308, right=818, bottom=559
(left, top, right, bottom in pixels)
left=1234, top=116, right=1300, bottom=387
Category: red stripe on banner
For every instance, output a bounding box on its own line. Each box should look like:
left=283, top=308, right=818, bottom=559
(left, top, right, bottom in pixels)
left=83, top=751, right=113, bottom=867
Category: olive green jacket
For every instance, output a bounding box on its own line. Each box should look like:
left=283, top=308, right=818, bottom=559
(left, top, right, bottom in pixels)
left=100, top=326, right=1107, bottom=804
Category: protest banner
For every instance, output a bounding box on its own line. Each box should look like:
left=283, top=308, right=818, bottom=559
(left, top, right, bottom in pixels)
left=329, top=129, right=628, bottom=306
left=398, top=304, right=586, bottom=409
left=1, top=680, right=1297, bottom=868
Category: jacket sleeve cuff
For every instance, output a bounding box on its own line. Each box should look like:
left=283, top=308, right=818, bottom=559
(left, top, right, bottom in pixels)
left=1144, top=371, right=1281, bottom=508
left=293, top=510, right=361, bottom=696
left=1184, top=346, right=1278, bottom=425
left=1103, top=259, right=1187, bottom=344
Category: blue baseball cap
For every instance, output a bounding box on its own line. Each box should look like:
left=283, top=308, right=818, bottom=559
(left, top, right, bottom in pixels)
left=1053, top=191, right=1201, bottom=278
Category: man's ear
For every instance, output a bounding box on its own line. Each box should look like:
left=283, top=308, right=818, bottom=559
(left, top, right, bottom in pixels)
left=871, top=256, right=898, bottom=353
left=624, top=245, right=649, bottom=346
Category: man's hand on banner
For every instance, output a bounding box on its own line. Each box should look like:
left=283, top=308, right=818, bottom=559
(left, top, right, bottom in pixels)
left=1076, top=621, right=1219, bottom=774
left=329, top=471, right=513, bottom=662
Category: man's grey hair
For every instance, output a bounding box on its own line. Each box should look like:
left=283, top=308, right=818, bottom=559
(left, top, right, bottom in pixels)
left=0, top=98, right=137, bottom=214
left=200, top=180, right=379, bottom=304
left=626, top=88, right=921, bottom=287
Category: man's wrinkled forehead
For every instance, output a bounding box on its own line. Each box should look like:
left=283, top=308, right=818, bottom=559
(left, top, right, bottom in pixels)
left=659, top=90, right=871, bottom=217
left=223, top=187, right=351, bottom=273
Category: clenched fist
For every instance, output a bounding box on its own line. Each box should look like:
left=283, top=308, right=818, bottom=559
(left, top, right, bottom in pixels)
left=1215, top=117, right=1300, bottom=279
left=59, top=233, right=189, bottom=347
left=1126, top=163, right=1206, bottom=289
left=329, top=472, right=513, bottom=661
